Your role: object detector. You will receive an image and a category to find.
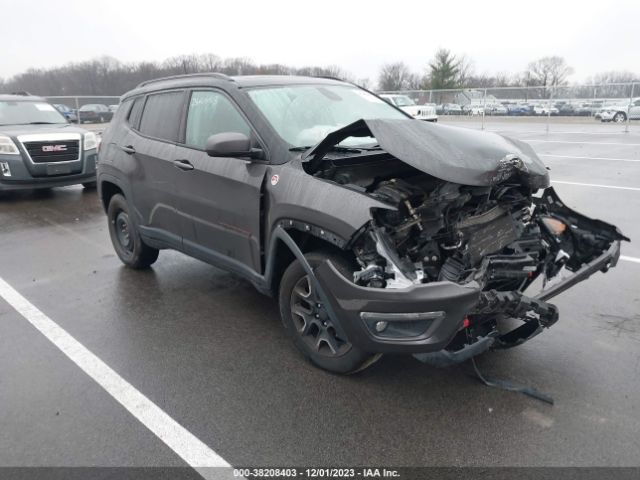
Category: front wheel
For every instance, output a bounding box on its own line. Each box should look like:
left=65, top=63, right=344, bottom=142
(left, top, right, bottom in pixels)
left=613, top=112, right=627, bottom=123
left=107, top=194, right=159, bottom=269
left=279, top=251, right=381, bottom=374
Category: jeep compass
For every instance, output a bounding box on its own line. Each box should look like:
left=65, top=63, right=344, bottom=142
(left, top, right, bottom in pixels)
left=98, top=74, right=627, bottom=374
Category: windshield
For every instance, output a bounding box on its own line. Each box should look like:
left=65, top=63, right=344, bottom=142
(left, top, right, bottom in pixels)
left=392, top=96, right=415, bottom=107
left=0, top=101, right=67, bottom=125
left=247, top=85, right=407, bottom=148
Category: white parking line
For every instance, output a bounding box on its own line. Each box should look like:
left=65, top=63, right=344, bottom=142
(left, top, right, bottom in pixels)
left=551, top=180, right=640, bottom=191
left=0, top=276, right=235, bottom=479
left=621, top=255, right=640, bottom=264
left=527, top=140, right=640, bottom=146
left=540, top=154, right=640, bottom=163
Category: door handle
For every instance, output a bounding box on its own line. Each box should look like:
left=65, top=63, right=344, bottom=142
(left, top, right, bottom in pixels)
left=173, top=159, right=194, bottom=171
left=119, top=144, right=136, bottom=155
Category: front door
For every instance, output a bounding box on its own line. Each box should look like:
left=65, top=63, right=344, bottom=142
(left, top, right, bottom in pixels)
left=174, top=90, right=267, bottom=273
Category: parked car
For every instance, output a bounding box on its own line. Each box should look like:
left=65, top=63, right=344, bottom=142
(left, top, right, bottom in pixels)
left=53, top=104, right=78, bottom=122
left=78, top=104, right=113, bottom=124
left=98, top=74, right=626, bottom=374
left=598, top=98, right=640, bottom=123
left=463, top=104, right=485, bottom=115
left=0, top=94, right=97, bottom=191
left=587, top=101, right=605, bottom=116
left=558, top=103, right=578, bottom=116
left=506, top=103, right=530, bottom=116
left=530, top=104, right=559, bottom=116
left=574, top=103, right=593, bottom=116
left=441, top=103, right=463, bottom=115
left=379, top=94, right=437, bottom=122
left=484, top=103, right=508, bottom=115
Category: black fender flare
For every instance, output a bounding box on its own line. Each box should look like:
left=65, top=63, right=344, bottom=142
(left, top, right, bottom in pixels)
left=263, top=226, right=348, bottom=339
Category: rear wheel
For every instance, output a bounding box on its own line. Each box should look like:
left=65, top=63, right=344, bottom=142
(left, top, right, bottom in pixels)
left=279, top=251, right=381, bottom=374
left=107, top=194, right=159, bottom=269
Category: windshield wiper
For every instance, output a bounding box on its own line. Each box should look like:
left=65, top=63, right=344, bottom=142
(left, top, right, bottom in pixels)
left=289, top=145, right=314, bottom=152
left=22, top=121, right=63, bottom=125
left=356, top=144, right=383, bottom=151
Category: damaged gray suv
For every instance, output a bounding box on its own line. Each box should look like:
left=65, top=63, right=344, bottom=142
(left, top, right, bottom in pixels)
left=98, top=74, right=628, bottom=373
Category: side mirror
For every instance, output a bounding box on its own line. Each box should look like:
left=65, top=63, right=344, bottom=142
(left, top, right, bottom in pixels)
left=205, top=132, right=263, bottom=160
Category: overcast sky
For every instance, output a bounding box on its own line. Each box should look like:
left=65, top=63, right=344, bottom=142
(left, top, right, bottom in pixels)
left=2, top=0, right=639, bottom=81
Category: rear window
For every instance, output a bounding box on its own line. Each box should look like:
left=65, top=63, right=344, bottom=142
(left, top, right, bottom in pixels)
left=138, top=91, right=184, bottom=142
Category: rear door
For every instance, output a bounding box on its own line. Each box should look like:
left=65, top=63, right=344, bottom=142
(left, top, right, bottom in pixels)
left=173, top=89, right=267, bottom=273
left=127, top=90, right=186, bottom=248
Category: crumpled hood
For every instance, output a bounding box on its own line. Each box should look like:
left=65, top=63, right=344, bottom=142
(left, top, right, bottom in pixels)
left=303, top=119, right=550, bottom=189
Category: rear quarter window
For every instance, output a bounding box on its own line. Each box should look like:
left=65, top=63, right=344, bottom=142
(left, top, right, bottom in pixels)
left=127, top=97, right=145, bottom=129
left=138, top=91, right=185, bottom=142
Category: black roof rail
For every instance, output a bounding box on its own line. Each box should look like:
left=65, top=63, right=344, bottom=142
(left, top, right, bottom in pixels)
left=136, top=72, right=234, bottom=88
left=314, top=75, right=347, bottom=83
left=11, top=91, right=32, bottom=96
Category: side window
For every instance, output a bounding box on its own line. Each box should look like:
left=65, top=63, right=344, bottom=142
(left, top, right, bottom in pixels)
left=185, top=91, right=251, bottom=150
left=128, top=97, right=145, bottom=128
left=139, top=91, right=184, bottom=142
left=114, top=98, right=132, bottom=122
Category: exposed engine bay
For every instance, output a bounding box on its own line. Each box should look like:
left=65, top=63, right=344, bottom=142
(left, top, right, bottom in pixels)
left=306, top=151, right=628, bottom=356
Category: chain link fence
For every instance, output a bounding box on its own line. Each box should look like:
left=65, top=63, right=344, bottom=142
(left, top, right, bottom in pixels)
left=44, top=84, right=640, bottom=133
left=379, top=83, right=639, bottom=133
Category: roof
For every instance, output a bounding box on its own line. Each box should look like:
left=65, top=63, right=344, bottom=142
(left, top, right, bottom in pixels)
left=124, top=73, right=349, bottom=99
left=0, top=94, right=46, bottom=102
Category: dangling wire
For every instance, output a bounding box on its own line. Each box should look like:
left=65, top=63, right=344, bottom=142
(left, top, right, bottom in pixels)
left=470, top=356, right=554, bottom=405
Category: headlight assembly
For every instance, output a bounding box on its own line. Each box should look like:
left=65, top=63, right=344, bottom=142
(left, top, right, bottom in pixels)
left=0, top=135, right=20, bottom=155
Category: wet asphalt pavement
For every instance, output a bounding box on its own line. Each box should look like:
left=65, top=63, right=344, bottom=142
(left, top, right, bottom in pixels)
left=1, top=120, right=639, bottom=470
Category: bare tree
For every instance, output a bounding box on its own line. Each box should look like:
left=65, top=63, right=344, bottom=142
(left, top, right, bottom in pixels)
left=525, top=56, right=574, bottom=89
left=456, top=54, right=475, bottom=87
left=588, top=70, right=639, bottom=84
left=378, top=62, right=416, bottom=91
left=0, top=54, right=357, bottom=96
left=581, top=70, right=640, bottom=98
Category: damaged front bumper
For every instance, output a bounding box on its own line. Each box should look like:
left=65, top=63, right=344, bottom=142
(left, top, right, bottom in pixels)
left=313, top=238, right=622, bottom=357
left=315, top=260, right=481, bottom=354
left=535, top=239, right=621, bottom=301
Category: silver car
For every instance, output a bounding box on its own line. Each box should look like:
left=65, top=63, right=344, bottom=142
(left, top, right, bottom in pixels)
left=599, top=98, right=640, bottom=122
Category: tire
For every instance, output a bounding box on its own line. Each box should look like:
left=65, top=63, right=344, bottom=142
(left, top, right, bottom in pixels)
left=107, top=194, right=159, bottom=269
left=82, top=181, right=97, bottom=189
left=613, top=112, right=627, bottom=123
left=279, top=251, right=381, bottom=374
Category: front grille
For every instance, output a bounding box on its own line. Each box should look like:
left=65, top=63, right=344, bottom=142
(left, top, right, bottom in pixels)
left=23, top=139, right=80, bottom=163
